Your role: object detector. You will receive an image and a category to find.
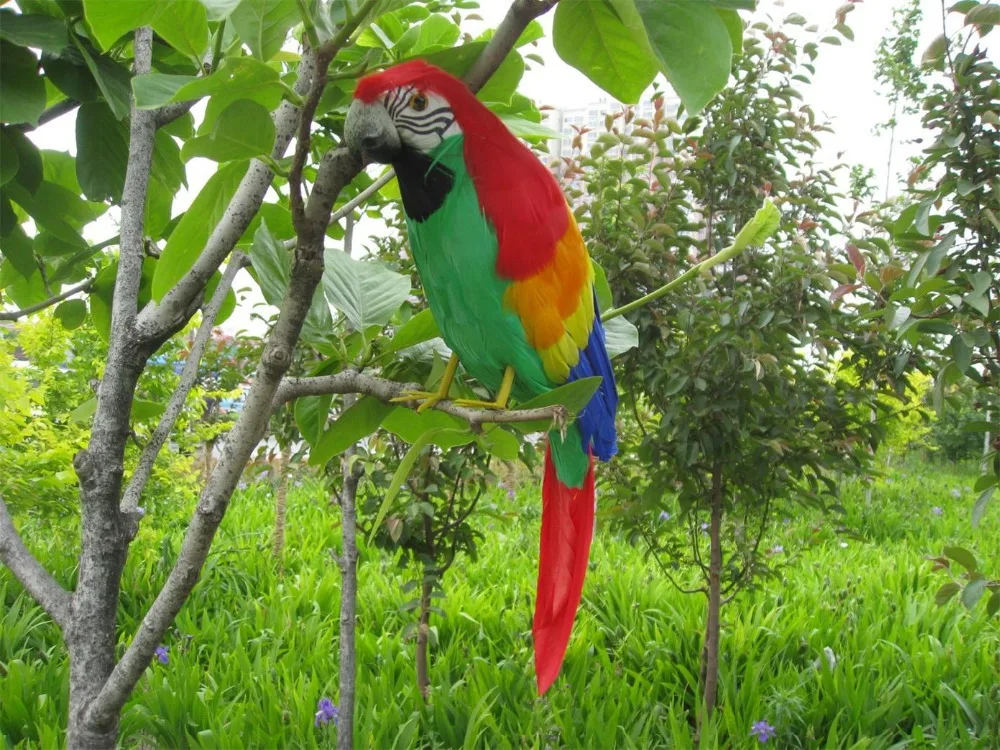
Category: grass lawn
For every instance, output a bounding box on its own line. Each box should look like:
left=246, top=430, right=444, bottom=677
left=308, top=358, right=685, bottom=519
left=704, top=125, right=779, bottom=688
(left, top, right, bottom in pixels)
left=2, top=462, right=998, bottom=748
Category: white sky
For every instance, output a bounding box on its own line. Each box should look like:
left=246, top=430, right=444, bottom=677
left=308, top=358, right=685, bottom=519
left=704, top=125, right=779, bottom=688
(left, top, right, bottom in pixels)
left=22, top=0, right=986, bottom=335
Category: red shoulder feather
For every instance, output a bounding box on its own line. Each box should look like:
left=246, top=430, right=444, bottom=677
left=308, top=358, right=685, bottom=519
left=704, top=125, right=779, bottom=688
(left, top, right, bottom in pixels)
left=355, top=61, right=566, bottom=280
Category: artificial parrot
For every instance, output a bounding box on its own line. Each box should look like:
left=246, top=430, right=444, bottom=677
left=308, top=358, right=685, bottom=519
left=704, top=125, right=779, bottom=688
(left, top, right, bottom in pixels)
left=344, top=60, right=618, bottom=694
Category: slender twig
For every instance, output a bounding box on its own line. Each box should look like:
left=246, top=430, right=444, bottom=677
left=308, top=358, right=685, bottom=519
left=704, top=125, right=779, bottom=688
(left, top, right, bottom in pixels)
left=0, top=496, right=72, bottom=630
left=283, top=171, right=396, bottom=250
left=120, top=253, right=248, bottom=522
left=0, top=278, right=94, bottom=321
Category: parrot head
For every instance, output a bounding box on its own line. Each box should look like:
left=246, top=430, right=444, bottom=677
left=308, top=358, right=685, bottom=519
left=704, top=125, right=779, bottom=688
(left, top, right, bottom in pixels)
left=345, top=60, right=470, bottom=164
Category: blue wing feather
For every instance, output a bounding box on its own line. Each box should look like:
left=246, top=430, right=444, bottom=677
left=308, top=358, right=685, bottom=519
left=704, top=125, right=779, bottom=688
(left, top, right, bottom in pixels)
left=566, top=294, right=618, bottom=462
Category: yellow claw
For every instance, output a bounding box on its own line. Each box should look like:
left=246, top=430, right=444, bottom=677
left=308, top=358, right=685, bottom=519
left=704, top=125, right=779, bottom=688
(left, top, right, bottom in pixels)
left=454, top=365, right=515, bottom=411
left=391, top=353, right=460, bottom=413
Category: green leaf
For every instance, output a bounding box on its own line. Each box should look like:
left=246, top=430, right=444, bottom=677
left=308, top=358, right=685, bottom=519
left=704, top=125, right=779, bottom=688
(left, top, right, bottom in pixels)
left=4, top=181, right=89, bottom=247
left=499, top=114, right=561, bottom=141
left=42, top=47, right=101, bottom=103
left=229, top=0, right=299, bottom=61
left=716, top=8, right=743, bottom=56
left=604, top=315, right=638, bottom=358
left=950, top=334, right=972, bottom=374
left=203, top=269, right=236, bottom=324
left=412, top=13, right=459, bottom=52
left=633, top=0, right=734, bottom=114
left=476, top=50, right=523, bottom=106
left=54, top=298, right=87, bottom=328
left=8, top=129, right=42, bottom=194
left=0, top=9, right=68, bottom=53
left=75, top=101, right=128, bottom=202
left=322, top=248, right=411, bottom=331
left=71, top=35, right=132, bottom=119
left=82, top=0, right=154, bottom=50
left=144, top=178, right=173, bottom=240
left=367, top=426, right=473, bottom=545
left=152, top=160, right=248, bottom=300
left=704, top=0, right=754, bottom=8
left=382, top=407, right=471, bottom=448
left=132, top=73, right=198, bottom=108
left=961, top=578, right=988, bottom=610
left=181, top=99, right=275, bottom=162
left=0, top=41, right=47, bottom=126
left=509, top=376, right=604, bottom=433
left=0, top=226, right=38, bottom=278
left=202, top=0, right=243, bottom=21
left=592, top=260, right=613, bottom=312
left=965, top=4, right=1000, bottom=28
left=380, top=308, right=440, bottom=359
left=552, top=0, right=658, bottom=105
left=972, top=486, right=994, bottom=528
left=309, top=396, right=394, bottom=465
left=294, top=394, right=331, bottom=445
left=249, top=218, right=291, bottom=307
left=132, top=399, right=166, bottom=421
left=0, top=131, right=19, bottom=187
left=151, top=0, right=209, bottom=60
left=476, top=426, right=520, bottom=461
left=70, top=396, right=97, bottom=423
left=987, top=590, right=1000, bottom=618
left=731, top=198, right=780, bottom=251
left=943, top=545, right=978, bottom=572
left=934, top=581, right=961, bottom=606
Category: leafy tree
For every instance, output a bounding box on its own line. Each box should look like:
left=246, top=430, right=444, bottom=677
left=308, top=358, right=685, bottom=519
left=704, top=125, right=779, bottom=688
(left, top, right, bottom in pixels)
left=562, top=11, right=889, bottom=729
left=0, top=0, right=756, bottom=745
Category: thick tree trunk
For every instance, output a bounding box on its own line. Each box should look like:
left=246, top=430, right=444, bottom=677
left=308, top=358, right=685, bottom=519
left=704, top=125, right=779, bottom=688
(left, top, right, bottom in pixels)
left=272, top=443, right=292, bottom=568
left=701, top=465, right=724, bottom=727
left=336, top=448, right=363, bottom=750
left=416, top=575, right=434, bottom=701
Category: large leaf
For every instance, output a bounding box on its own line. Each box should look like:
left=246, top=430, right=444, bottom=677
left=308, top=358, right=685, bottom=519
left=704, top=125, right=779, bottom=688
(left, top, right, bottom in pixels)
left=0, top=41, right=47, bottom=126
left=0, top=226, right=37, bottom=278
left=75, top=101, right=127, bottom=202
left=229, top=0, right=299, bottom=61
left=54, top=298, right=87, bottom=328
left=133, top=57, right=283, bottom=111
left=379, top=308, right=440, bottom=360
left=83, top=0, right=208, bottom=58
left=181, top=99, right=275, bottom=162
left=476, top=50, right=523, bottom=106
left=381, top=406, right=471, bottom=448
left=552, top=0, right=657, bottom=105
left=249, top=219, right=291, bottom=307
left=509, top=376, right=604, bottom=433
left=632, top=0, right=734, bottom=115
left=309, top=396, right=395, bottom=465
left=0, top=9, right=68, bottom=53
left=294, top=394, right=332, bottom=445
left=9, top=129, right=42, bottom=194
left=152, top=160, right=248, bottom=301
left=0, top=131, right=19, bottom=187
left=603, top=315, right=638, bottom=359
left=322, top=248, right=411, bottom=331
left=731, top=198, right=779, bottom=251
left=71, top=35, right=131, bottom=119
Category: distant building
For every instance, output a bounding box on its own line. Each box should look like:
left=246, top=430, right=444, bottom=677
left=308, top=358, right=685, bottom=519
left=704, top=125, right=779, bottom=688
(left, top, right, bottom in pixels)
left=543, top=93, right=681, bottom=159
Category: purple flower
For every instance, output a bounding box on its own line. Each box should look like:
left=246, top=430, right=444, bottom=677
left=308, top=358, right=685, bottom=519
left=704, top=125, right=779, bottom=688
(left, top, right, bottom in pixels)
left=769, top=544, right=784, bottom=554
left=700, top=522, right=709, bottom=534
left=154, top=646, right=169, bottom=665
left=932, top=506, right=943, bottom=516
left=314, top=697, right=339, bottom=728
left=507, top=487, right=515, bottom=500
left=750, top=720, right=776, bottom=743
left=659, top=511, right=671, bottom=522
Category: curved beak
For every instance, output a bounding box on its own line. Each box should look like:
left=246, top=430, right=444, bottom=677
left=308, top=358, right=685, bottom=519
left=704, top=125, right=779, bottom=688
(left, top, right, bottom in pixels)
left=344, top=100, right=402, bottom=164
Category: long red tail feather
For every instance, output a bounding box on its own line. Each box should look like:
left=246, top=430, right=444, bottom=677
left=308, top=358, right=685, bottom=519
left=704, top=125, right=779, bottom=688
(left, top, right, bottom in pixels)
left=533, top=446, right=595, bottom=694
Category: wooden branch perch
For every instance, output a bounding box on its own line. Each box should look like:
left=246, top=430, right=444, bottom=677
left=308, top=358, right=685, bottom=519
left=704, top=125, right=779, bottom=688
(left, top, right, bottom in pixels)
left=0, top=496, right=71, bottom=631
left=274, top=370, right=569, bottom=429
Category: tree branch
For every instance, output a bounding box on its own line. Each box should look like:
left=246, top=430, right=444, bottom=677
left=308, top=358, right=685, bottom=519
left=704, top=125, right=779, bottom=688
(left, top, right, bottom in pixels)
left=0, top=495, right=72, bottom=630
left=0, top=277, right=94, bottom=321
left=17, top=98, right=80, bottom=132
left=119, top=253, right=248, bottom=524
left=274, top=370, right=568, bottom=429
left=85, top=147, right=363, bottom=730
left=463, top=0, right=559, bottom=91
left=135, top=50, right=318, bottom=341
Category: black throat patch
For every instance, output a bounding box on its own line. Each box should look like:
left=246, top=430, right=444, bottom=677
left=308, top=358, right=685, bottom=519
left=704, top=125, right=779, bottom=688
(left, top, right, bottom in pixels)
left=392, top=148, right=455, bottom=222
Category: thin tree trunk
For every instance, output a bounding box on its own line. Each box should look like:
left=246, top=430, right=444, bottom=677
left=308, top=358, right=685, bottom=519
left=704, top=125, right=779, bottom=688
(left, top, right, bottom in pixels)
left=701, top=465, right=724, bottom=725
left=272, top=443, right=292, bottom=568
left=416, top=574, right=434, bottom=701
left=336, top=442, right=363, bottom=750
left=884, top=102, right=897, bottom=201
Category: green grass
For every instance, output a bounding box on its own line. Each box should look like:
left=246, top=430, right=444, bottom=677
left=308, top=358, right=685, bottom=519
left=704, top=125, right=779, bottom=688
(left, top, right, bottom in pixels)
left=2, top=463, right=999, bottom=748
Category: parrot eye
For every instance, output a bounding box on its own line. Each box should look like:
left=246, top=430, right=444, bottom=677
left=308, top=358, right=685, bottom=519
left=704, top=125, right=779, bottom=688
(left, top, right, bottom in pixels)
left=410, top=92, right=429, bottom=112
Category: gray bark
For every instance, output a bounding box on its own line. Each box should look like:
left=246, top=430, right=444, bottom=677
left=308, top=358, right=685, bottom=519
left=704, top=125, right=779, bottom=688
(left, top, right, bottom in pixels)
left=701, top=465, right=724, bottom=727
left=272, top=442, right=293, bottom=567
left=336, top=448, right=364, bottom=750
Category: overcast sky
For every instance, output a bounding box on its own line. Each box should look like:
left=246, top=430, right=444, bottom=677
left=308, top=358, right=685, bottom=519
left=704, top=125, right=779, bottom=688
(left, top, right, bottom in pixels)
left=22, top=0, right=990, bottom=335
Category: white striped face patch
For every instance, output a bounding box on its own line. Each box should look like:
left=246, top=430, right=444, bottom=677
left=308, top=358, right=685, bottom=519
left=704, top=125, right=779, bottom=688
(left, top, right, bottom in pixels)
left=382, top=86, right=462, bottom=153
